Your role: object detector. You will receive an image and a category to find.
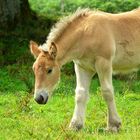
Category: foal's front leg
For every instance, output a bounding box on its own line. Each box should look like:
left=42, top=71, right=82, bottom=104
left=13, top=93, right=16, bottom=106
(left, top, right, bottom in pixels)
left=69, top=64, right=93, bottom=130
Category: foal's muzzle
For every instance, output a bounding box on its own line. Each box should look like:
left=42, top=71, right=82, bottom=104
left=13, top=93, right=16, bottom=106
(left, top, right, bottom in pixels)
left=34, top=91, right=49, bottom=104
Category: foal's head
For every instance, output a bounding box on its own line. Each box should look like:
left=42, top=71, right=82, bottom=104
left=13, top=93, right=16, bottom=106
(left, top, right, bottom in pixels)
left=30, top=41, right=60, bottom=104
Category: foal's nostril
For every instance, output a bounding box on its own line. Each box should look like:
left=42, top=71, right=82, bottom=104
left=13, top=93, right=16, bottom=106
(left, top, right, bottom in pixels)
left=35, top=95, right=44, bottom=104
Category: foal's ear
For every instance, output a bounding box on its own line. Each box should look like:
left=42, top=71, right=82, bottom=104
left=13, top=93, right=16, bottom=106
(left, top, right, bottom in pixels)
left=29, top=40, right=41, bottom=58
left=48, top=42, right=57, bottom=59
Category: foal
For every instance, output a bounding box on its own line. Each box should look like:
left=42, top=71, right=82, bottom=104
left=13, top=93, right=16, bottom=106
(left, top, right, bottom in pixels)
left=30, top=8, right=140, bottom=132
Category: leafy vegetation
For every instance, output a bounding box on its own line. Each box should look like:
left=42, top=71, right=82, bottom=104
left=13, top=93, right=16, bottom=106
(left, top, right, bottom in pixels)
left=29, top=0, right=140, bottom=19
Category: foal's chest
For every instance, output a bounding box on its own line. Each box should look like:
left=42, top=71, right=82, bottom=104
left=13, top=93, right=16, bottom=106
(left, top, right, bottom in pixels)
left=74, top=59, right=95, bottom=72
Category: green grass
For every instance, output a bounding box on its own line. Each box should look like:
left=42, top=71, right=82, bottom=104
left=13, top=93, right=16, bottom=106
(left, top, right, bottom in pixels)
left=0, top=91, right=140, bottom=139
left=0, top=66, right=140, bottom=139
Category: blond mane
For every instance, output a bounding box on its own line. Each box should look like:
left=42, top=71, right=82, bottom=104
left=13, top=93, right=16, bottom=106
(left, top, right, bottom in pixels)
left=40, top=8, right=92, bottom=50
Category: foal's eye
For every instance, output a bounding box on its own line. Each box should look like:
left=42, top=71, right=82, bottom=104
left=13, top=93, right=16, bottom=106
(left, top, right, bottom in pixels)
left=47, top=69, right=52, bottom=74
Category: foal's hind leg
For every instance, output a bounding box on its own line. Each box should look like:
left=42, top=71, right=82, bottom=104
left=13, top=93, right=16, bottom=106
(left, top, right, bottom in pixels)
left=69, top=64, right=93, bottom=130
left=95, top=57, right=121, bottom=132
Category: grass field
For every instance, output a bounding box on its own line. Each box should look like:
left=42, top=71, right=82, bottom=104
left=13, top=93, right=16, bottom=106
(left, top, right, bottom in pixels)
left=0, top=66, right=140, bottom=140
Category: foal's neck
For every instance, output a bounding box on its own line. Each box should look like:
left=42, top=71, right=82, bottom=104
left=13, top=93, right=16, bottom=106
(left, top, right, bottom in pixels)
left=56, top=26, right=84, bottom=66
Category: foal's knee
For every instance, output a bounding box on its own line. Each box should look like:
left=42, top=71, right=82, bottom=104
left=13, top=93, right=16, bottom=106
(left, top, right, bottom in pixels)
left=102, top=86, right=114, bottom=102
left=75, top=88, right=88, bottom=103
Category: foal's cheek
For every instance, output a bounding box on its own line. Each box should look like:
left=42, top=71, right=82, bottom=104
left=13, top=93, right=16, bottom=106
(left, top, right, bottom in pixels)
left=54, top=69, right=60, bottom=82
left=48, top=71, right=59, bottom=89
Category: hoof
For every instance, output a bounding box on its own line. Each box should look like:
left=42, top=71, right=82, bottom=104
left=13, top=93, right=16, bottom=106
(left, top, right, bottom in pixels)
left=69, top=120, right=83, bottom=131
left=107, top=120, right=122, bottom=132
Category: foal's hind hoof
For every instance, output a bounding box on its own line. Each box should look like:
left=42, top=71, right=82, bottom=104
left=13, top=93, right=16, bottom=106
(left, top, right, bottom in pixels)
left=106, top=121, right=122, bottom=133
left=105, top=116, right=122, bottom=133
left=69, top=121, right=83, bottom=131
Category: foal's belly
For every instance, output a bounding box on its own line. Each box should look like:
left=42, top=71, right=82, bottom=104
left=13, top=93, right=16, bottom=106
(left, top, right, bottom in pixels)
left=112, top=64, right=140, bottom=75
left=74, top=45, right=140, bottom=75
left=75, top=56, right=140, bottom=75
left=112, top=49, right=140, bottom=74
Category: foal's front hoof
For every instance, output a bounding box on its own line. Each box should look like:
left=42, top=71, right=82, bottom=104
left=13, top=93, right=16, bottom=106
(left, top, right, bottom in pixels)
left=69, top=120, right=83, bottom=131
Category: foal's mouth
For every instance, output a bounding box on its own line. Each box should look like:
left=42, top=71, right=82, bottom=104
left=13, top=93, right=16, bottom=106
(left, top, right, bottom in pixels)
left=35, top=95, right=49, bottom=105
left=34, top=90, right=49, bottom=105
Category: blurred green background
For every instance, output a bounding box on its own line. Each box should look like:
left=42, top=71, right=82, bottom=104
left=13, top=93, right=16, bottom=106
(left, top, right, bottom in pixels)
left=1, top=0, right=140, bottom=68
